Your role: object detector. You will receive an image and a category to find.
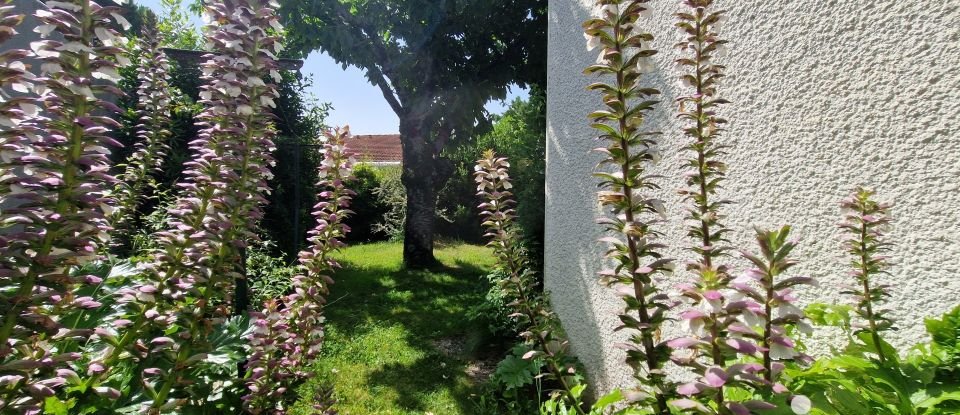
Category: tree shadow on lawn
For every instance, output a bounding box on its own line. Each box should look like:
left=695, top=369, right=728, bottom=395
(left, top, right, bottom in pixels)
left=306, top=249, right=498, bottom=414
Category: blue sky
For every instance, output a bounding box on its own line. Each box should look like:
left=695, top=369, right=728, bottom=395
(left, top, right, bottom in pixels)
left=137, top=0, right=527, bottom=134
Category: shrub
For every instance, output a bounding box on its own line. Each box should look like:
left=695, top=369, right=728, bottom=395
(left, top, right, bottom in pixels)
left=475, top=151, right=586, bottom=412
left=442, top=87, right=547, bottom=258
left=584, top=0, right=674, bottom=411
left=344, top=163, right=390, bottom=243
left=372, top=165, right=407, bottom=242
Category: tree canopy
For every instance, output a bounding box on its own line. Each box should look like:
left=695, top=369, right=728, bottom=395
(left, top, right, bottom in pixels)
left=280, top=0, right=545, bottom=128
left=278, top=0, right=546, bottom=267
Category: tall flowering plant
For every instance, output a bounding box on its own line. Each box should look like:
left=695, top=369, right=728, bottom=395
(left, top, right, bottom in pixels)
left=733, top=227, right=814, bottom=414
left=137, top=0, right=282, bottom=410
left=110, top=32, right=175, bottom=251
left=0, top=0, right=128, bottom=411
left=666, top=1, right=748, bottom=413
left=839, top=187, right=894, bottom=363
left=75, top=0, right=283, bottom=411
left=475, top=150, right=586, bottom=413
left=245, top=127, right=356, bottom=414
left=583, top=1, right=673, bottom=412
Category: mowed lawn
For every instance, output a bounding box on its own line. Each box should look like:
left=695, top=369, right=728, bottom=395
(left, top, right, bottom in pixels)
left=291, top=242, right=497, bottom=415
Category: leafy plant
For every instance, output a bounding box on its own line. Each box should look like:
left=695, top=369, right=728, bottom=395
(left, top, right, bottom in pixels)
left=372, top=166, right=406, bottom=242
left=926, top=305, right=960, bottom=383
left=475, top=151, right=586, bottom=413
left=245, top=126, right=356, bottom=414
left=495, top=344, right=545, bottom=390
left=839, top=186, right=895, bottom=363
left=246, top=240, right=298, bottom=305
left=467, top=269, right=520, bottom=339
left=584, top=0, right=674, bottom=412
left=111, top=32, right=175, bottom=254
left=789, top=305, right=960, bottom=415
left=0, top=0, right=129, bottom=411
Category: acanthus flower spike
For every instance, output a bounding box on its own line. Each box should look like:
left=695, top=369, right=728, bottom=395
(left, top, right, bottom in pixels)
left=667, top=0, right=745, bottom=412
left=244, top=126, right=356, bottom=414
left=475, top=150, right=586, bottom=413
left=0, top=0, right=126, bottom=411
left=584, top=0, right=673, bottom=412
left=839, top=186, right=895, bottom=363
left=110, top=32, right=175, bottom=253
left=94, top=0, right=284, bottom=410
left=735, top=226, right=815, bottom=413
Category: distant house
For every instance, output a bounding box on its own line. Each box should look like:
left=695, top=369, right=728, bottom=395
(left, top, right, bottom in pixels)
left=344, top=134, right=403, bottom=167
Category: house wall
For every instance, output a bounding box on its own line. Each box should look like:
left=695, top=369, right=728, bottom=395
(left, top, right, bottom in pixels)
left=545, top=0, right=960, bottom=394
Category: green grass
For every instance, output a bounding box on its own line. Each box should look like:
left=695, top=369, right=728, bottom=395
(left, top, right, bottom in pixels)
left=291, top=241, right=498, bottom=415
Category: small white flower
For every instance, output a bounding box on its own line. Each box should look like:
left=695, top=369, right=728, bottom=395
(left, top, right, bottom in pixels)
left=95, top=27, right=115, bottom=46
left=18, top=102, right=39, bottom=118
left=681, top=316, right=706, bottom=337
left=34, top=24, right=56, bottom=37
left=58, top=41, right=93, bottom=54
left=637, top=56, right=656, bottom=73
left=769, top=342, right=798, bottom=360
left=260, top=95, right=276, bottom=108
left=237, top=105, right=254, bottom=116
left=599, top=3, right=617, bottom=17
left=30, top=42, right=59, bottom=58
left=584, top=32, right=601, bottom=51
left=638, top=7, right=652, bottom=19
left=67, top=84, right=95, bottom=99
left=791, top=395, right=812, bottom=415
left=713, top=44, right=729, bottom=58
left=41, top=62, right=63, bottom=74
left=93, top=67, right=122, bottom=82
left=11, top=82, right=30, bottom=94
left=224, top=86, right=242, bottom=97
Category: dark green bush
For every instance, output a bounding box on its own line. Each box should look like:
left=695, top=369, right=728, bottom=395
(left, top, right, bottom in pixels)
left=344, top=163, right=390, bottom=243
left=441, top=86, right=546, bottom=263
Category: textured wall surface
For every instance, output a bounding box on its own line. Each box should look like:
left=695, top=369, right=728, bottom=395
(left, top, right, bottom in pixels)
left=545, top=0, right=960, bottom=394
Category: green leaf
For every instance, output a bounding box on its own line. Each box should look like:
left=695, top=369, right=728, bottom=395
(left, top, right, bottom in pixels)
left=43, top=397, right=71, bottom=415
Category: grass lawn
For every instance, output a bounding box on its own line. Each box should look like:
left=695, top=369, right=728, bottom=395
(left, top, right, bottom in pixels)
left=291, top=241, right=498, bottom=415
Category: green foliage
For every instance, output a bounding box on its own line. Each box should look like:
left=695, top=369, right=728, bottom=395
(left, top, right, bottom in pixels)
left=926, top=305, right=960, bottom=383
left=494, top=345, right=544, bottom=390
left=279, top=0, right=546, bottom=123
left=113, top=31, right=331, bottom=260
left=155, top=0, right=204, bottom=50
left=442, top=87, right=547, bottom=260
left=345, top=164, right=391, bottom=243
left=372, top=166, right=407, bottom=242
left=470, top=344, right=545, bottom=415
left=787, top=305, right=960, bottom=415
left=246, top=240, right=299, bottom=305
left=261, top=71, right=333, bottom=258
left=466, top=269, right=519, bottom=339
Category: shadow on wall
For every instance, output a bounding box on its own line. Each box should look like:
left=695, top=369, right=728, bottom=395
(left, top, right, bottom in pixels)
left=544, top=0, right=695, bottom=397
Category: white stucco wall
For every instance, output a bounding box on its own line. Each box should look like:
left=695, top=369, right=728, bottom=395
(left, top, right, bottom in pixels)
left=545, top=0, right=960, bottom=394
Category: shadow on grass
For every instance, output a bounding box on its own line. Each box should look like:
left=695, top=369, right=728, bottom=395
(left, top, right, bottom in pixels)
left=297, top=244, right=498, bottom=415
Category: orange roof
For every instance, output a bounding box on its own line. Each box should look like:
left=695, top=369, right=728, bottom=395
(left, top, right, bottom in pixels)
left=345, top=134, right=403, bottom=164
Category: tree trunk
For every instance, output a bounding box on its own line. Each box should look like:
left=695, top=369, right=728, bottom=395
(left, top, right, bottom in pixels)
left=398, top=115, right=451, bottom=269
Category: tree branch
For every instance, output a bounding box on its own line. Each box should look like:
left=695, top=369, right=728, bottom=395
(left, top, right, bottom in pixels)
left=329, top=1, right=408, bottom=115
